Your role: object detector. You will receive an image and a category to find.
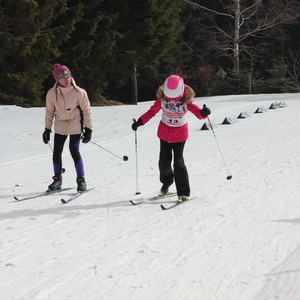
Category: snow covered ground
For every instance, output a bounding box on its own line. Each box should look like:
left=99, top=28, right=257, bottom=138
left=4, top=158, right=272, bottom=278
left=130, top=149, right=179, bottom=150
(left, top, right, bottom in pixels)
left=1, top=93, right=300, bottom=300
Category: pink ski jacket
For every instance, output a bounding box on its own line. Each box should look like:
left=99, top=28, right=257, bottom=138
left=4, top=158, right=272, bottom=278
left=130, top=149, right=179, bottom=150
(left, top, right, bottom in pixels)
left=140, top=85, right=207, bottom=143
left=45, top=79, right=92, bottom=135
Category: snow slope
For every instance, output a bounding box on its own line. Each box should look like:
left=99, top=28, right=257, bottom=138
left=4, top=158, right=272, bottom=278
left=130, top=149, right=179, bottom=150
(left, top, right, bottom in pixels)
left=1, top=93, right=300, bottom=300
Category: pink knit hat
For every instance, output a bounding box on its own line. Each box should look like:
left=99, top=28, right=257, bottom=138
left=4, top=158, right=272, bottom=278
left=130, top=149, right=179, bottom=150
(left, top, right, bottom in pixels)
left=53, top=63, right=71, bottom=81
left=163, top=75, right=185, bottom=99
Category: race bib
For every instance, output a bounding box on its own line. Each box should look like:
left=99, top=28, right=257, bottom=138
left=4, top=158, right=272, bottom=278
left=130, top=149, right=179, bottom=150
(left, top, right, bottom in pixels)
left=161, top=100, right=187, bottom=127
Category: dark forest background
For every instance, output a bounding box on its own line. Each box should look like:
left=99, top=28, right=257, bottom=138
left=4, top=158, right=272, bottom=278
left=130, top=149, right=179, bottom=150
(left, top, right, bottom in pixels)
left=1, top=0, right=300, bottom=107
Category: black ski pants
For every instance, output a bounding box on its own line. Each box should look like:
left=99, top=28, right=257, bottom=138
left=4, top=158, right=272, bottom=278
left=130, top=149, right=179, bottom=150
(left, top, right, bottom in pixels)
left=53, top=133, right=84, bottom=177
left=159, top=139, right=190, bottom=197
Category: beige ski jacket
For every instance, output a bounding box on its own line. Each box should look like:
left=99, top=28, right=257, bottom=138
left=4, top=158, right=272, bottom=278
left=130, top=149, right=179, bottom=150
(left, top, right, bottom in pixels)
left=45, top=79, right=92, bottom=135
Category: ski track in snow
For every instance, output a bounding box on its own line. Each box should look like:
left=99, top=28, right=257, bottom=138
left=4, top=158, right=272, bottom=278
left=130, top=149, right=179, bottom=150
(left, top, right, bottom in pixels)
left=1, top=94, right=300, bottom=300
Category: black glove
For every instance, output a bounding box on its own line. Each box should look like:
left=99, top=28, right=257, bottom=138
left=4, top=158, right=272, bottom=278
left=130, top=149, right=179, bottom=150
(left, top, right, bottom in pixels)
left=131, top=118, right=143, bottom=131
left=201, top=104, right=211, bottom=117
left=82, top=127, right=92, bottom=143
left=42, top=128, right=51, bottom=144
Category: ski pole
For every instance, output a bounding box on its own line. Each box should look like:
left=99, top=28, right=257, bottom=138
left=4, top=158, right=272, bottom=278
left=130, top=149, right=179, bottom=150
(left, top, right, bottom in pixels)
left=89, top=140, right=129, bottom=161
left=48, top=143, right=66, bottom=173
left=206, top=113, right=232, bottom=180
left=133, top=119, right=141, bottom=195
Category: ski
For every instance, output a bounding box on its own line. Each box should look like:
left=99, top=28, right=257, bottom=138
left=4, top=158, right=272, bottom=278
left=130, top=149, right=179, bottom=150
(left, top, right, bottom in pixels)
left=14, top=187, right=73, bottom=201
left=130, top=192, right=177, bottom=205
left=61, top=188, right=93, bottom=204
left=160, top=197, right=196, bottom=210
left=160, top=201, right=182, bottom=210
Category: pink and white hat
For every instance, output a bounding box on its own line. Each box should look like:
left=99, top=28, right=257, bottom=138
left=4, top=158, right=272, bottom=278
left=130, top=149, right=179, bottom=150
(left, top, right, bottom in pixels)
left=53, top=63, right=71, bottom=81
left=163, top=75, right=185, bottom=99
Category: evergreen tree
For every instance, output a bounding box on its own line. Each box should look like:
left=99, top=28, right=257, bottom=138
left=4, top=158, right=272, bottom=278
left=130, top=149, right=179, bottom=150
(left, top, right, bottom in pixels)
left=56, top=0, right=120, bottom=104
left=253, top=58, right=294, bottom=93
left=106, top=0, right=184, bottom=103
left=0, top=0, right=77, bottom=106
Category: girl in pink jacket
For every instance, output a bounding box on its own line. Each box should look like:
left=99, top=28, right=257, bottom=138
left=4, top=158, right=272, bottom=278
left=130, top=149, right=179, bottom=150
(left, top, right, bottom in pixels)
left=132, top=75, right=211, bottom=202
left=42, top=64, right=93, bottom=192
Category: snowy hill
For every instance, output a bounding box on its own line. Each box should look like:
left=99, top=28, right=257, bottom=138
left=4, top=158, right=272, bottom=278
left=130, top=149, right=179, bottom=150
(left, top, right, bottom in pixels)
left=1, top=93, right=300, bottom=300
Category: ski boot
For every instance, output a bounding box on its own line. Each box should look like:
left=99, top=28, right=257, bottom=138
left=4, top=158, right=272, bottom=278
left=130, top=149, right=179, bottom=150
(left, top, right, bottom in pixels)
left=160, top=183, right=170, bottom=196
left=76, top=176, right=86, bottom=192
left=178, top=196, right=189, bottom=203
left=48, top=175, right=62, bottom=191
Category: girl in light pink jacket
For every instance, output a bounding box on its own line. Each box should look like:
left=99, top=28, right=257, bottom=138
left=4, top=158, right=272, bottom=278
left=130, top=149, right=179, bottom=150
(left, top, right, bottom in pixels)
left=43, top=64, right=93, bottom=192
left=132, top=75, right=211, bottom=202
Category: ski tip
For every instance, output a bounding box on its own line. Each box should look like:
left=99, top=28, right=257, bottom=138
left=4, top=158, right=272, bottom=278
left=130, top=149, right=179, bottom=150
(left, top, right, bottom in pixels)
left=160, top=204, right=167, bottom=210
left=130, top=200, right=140, bottom=205
left=61, top=199, right=67, bottom=204
left=14, top=196, right=21, bottom=201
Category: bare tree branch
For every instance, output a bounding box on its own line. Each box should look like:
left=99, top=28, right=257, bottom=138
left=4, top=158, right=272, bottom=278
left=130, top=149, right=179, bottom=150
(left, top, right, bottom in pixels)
left=282, top=49, right=300, bottom=91
left=182, top=0, right=234, bottom=19
left=183, top=0, right=300, bottom=79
